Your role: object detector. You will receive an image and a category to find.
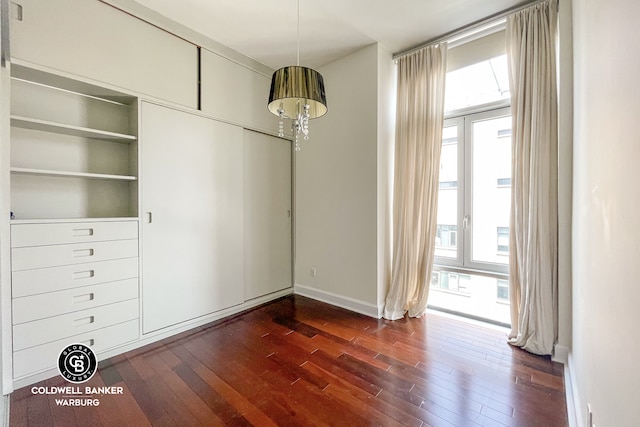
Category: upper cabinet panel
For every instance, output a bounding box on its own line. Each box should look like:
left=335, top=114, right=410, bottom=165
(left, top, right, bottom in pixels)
left=10, top=0, right=197, bottom=108
left=201, top=48, right=275, bottom=133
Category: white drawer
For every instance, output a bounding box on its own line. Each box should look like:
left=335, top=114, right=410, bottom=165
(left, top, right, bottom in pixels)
left=13, top=299, right=138, bottom=351
left=11, top=220, right=138, bottom=248
left=11, top=239, right=138, bottom=271
left=13, top=319, right=139, bottom=379
left=13, top=278, right=138, bottom=325
left=12, top=257, right=138, bottom=298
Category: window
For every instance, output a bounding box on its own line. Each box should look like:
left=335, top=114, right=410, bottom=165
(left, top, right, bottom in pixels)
left=436, top=224, right=457, bottom=248
left=497, top=128, right=512, bottom=138
left=497, top=279, right=509, bottom=301
left=430, top=271, right=470, bottom=294
left=445, top=55, right=510, bottom=112
left=429, top=269, right=511, bottom=324
left=497, top=227, right=509, bottom=253
left=431, top=272, right=440, bottom=287
left=436, top=108, right=511, bottom=273
left=439, top=181, right=458, bottom=189
left=432, top=107, right=512, bottom=325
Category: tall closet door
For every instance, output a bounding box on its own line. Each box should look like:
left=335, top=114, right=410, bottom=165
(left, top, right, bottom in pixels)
left=243, top=130, right=292, bottom=300
left=140, top=102, right=243, bottom=334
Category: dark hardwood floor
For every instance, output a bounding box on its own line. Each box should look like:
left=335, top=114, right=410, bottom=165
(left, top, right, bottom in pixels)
left=10, top=295, right=568, bottom=426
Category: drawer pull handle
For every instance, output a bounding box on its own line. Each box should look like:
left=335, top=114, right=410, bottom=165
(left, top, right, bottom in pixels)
left=11, top=3, right=23, bottom=21
left=82, top=339, right=95, bottom=347
left=73, top=316, right=95, bottom=327
left=73, top=270, right=95, bottom=280
left=73, top=249, right=94, bottom=258
left=73, top=228, right=94, bottom=237
left=73, top=293, right=95, bottom=303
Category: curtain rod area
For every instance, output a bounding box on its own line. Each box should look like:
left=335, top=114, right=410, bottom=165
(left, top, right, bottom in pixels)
left=392, top=0, right=554, bottom=60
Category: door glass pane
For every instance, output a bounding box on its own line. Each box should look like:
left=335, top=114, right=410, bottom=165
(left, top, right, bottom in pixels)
left=436, top=125, right=459, bottom=259
left=470, top=115, right=511, bottom=266
left=429, top=270, right=511, bottom=325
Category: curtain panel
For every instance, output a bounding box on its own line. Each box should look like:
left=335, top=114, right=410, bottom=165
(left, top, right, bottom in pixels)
left=506, top=0, right=559, bottom=355
left=383, top=44, right=447, bottom=320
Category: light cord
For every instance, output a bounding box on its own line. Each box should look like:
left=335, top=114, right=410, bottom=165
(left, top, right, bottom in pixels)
left=296, top=0, right=300, bottom=66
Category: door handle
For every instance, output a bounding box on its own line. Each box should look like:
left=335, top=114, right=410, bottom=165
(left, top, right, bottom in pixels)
left=0, top=0, right=12, bottom=68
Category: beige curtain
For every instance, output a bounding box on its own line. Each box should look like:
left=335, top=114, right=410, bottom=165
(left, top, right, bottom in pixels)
left=506, top=0, right=558, bottom=355
left=383, top=44, right=447, bottom=320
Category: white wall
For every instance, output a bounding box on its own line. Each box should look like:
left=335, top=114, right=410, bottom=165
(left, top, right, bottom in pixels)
left=377, top=45, right=395, bottom=313
left=571, top=0, right=640, bottom=425
left=295, top=44, right=388, bottom=316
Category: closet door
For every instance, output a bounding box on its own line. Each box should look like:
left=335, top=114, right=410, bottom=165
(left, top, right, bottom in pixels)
left=243, top=130, right=292, bottom=300
left=11, top=0, right=197, bottom=108
left=140, top=102, right=243, bottom=334
left=200, top=49, right=273, bottom=132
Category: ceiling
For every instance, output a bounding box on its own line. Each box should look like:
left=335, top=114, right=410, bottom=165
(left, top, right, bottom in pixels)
left=132, top=0, right=529, bottom=70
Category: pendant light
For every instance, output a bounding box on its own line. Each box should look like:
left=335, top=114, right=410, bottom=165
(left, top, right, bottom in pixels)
left=267, top=0, right=327, bottom=151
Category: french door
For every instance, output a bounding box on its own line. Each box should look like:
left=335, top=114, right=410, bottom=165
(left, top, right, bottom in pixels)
left=435, top=107, right=512, bottom=274
left=430, top=107, right=512, bottom=324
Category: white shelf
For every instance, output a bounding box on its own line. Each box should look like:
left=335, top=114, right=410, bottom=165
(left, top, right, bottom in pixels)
left=10, top=167, right=137, bottom=181
left=11, top=217, right=140, bottom=224
left=10, top=115, right=136, bottom=143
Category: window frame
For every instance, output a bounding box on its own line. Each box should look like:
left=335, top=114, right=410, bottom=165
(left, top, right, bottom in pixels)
left=435, top=106, right=511, bottom=275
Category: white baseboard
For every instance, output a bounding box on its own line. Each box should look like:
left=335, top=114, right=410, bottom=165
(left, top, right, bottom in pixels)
left=563, top=351, right=582, bottom=427
left=294, top=284, right=382, bottom=318
left=553, top=343, right=569, bottom=364
left=552, top=344, right=580, bottom=427
left=1, top=393, right=7, bottom=427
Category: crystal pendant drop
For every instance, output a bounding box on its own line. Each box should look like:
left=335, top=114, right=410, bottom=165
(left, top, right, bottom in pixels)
left=277, top=107, right=285, bottom=138
left=302, top=104, right=310, bottom=141
left=294, top=133, right=301, bottom=151
left=278, top=120, right=284, bottom=138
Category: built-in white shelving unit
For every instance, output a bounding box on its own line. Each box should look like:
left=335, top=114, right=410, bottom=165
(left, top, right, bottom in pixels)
left=9, top=64, right=139, bottom=220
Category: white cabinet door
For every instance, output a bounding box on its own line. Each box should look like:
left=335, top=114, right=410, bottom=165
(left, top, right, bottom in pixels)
left=140, top=102, right=243, bottom=333
left=11, top=0, right=197, bottom=108
left=200, top=49, right=275, bottom=133
left=243, top=130, right=292, bottom=300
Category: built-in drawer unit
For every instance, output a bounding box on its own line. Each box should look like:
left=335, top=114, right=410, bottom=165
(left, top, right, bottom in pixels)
left=13, top=320, right=139, bottom=379
left=11, top=220, right=139, bottom=247
left=12, top=278, right=138, bottom=324
left=13, top=299, right=139, bottom=352
left=11, top=239, right=138, bottom=271
left=10, top=219, right=140, bottom=379
left=12, top=257, right=139, bottom=297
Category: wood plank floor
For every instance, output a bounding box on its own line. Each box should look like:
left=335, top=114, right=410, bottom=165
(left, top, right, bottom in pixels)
left=10, top=295, right=568, bottom=426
